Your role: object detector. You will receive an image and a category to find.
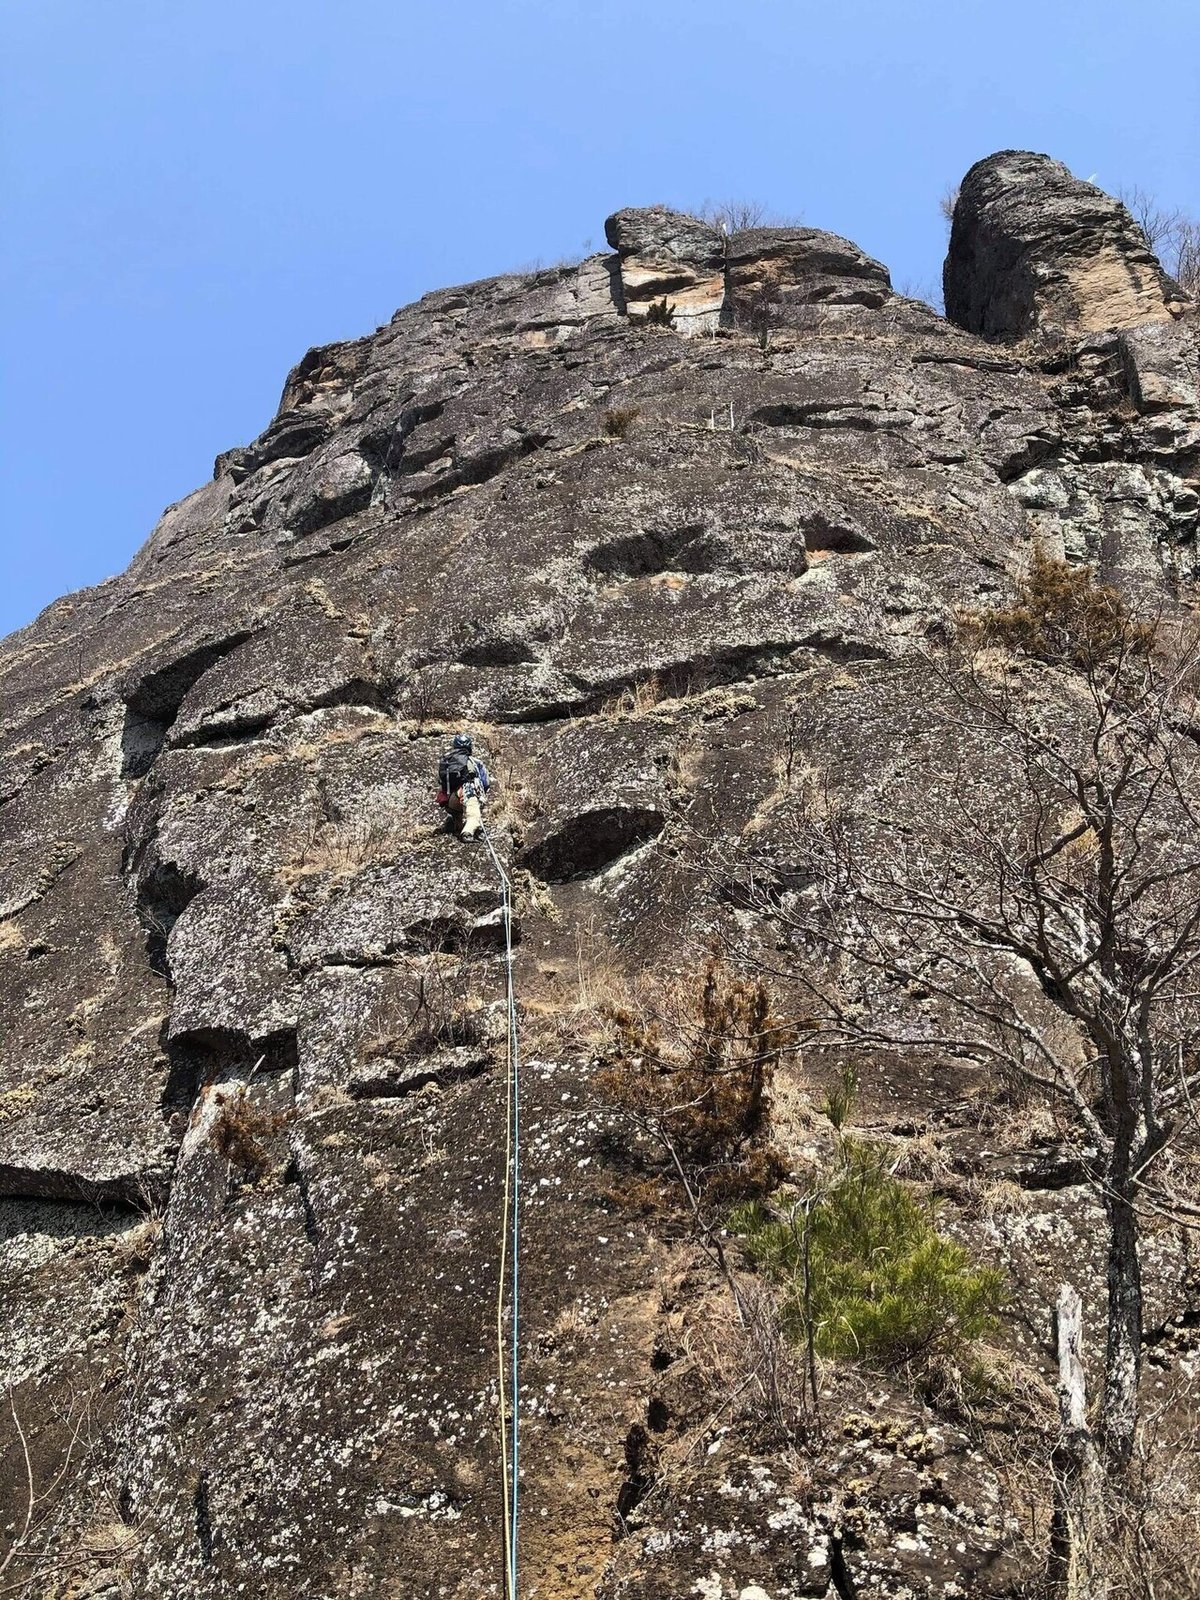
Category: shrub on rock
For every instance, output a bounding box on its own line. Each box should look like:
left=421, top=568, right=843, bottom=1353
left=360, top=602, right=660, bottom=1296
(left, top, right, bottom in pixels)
left=962, top=547, right=1152, bottom=668
left=734, top=1140, right=1005, bottom=1369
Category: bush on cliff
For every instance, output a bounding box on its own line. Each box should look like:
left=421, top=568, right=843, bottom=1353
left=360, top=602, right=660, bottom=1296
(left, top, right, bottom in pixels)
left=642, top=296, right=675, bottom=327
left=963, top=547, right=1152, bottom=668
left=211, top=1088, right=293, bottom=1182
left=733, top=1139, right=1005, bottom=1370
left=597, top=955, right=790, bottom=1204
left=603, top=405, right=641, bottom=438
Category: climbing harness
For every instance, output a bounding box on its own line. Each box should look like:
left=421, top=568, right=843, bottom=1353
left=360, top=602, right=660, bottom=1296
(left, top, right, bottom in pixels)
left=481, top=824, right=521, bottom=1600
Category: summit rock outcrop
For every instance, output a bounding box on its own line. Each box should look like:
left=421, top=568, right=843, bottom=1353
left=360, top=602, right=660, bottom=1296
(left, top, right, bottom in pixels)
left=605, top=205, right=893, bottom=336
left=1, top=152, right=1198, bottom=1600
left=944, top=148, right=1187, bottom=340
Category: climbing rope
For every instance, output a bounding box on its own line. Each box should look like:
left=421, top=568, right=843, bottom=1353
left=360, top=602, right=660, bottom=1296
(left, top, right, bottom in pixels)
left=481, top=824, right=521, bottom=1600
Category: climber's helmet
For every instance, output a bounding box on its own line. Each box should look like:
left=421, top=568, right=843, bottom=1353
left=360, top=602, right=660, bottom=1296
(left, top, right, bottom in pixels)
left=452, top=732, right=473, bottom=755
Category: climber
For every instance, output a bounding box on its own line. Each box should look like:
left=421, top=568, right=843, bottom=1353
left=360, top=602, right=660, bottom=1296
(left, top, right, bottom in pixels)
left=436, top=732, right=491, bottom=841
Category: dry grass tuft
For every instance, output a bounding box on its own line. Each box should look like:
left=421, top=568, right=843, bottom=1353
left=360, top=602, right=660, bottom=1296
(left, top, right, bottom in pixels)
left=283, top=713, right=392, bottom=761
left=521, top=927, right=638, bottom=1054
left=600, top=675, right=669, bottom=719
left=364, top=992, right=487, bottom=1060
left=280, top=815, right=425, bottom=882
left=972, top=1178, right=1036, bottom=1223
left=684, top=1278, right=815, bottom=1446
left=363, top=955, right=491, bottom=1061
left=599, top=667, right=713, bottom=721
left=210, top=1089, right=293, bottom=1181
left=467, top=726, right=540, bottom=834
left=888, top=1128, right=956, bottom=1185
left=603, top=405, right=641, bottom=439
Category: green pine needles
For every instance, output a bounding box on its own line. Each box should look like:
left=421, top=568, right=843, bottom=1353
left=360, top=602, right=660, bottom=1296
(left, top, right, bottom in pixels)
left=733, top=1139, right=1005, bottom=1370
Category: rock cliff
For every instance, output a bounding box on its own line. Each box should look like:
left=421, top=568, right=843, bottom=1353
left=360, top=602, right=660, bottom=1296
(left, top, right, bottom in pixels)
left=1, top=151, right=1197, bottom=1599
left=944, top=150, right=1186, bottom=340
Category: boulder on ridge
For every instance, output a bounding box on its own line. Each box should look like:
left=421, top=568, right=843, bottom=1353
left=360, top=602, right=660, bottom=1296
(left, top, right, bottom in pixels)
left=604, top=205, right=726, bottom=333
left=944, top=149, right=1185, bottom=340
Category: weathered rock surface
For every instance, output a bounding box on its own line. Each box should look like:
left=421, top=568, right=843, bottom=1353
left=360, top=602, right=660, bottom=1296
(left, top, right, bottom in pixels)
left=604, top=209, right=893, bottom=339
left=605, top=206, right=726, bottom=332
left=1, top=151, right=1198, bottom=1598
left=725, top=226, right=891, bottom=326
left=945, top=148, right=1186, bottom=340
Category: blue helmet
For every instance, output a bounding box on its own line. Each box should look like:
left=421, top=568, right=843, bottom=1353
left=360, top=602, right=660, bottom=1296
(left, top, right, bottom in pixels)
left=452, top=732, right=473, bottom=755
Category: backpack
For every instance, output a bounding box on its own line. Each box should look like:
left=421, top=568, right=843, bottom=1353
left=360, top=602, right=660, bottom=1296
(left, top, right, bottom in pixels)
left=439, top=750, right=472, bottom=795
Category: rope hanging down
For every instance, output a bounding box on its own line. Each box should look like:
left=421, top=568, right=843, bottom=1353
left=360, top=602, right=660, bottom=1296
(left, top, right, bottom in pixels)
left=482, top=826, right=521, bottom=1600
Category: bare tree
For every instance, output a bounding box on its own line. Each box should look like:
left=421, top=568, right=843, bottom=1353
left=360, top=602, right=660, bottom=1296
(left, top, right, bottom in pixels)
left=1175, top=221, right=1200, bottom=298
left=699, top=199, right=769, bottom=234
left=895, top=278, right=945, bottom=315
left=1120, top=184, right=1185, bottom=258
left=697, top=200, right=804, bottom=237
left=730, top=581, right=1200, bottom=1479
left=1119, top=184, right=1200, bottom=296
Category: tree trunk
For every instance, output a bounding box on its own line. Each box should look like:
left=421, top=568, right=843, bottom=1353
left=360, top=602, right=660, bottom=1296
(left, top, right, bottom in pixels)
left=1050, top=1285, right=1107, bottom=1599
left=1100, top=1180, right=1142, bottom=1469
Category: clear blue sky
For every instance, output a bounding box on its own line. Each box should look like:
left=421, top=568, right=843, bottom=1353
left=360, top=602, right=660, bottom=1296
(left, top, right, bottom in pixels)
left=3, top=0, right=1197, bottom=638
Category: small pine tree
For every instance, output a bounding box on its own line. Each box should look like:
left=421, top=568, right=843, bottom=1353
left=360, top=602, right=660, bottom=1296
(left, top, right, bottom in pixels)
left=734, top=1139, right=1004, bottom=1369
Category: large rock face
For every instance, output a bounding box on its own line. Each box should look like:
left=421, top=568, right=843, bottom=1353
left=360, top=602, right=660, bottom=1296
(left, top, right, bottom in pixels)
left=945, top=149, right=1186, bottom=340
left=1, top=154, right=1198, bottom=1599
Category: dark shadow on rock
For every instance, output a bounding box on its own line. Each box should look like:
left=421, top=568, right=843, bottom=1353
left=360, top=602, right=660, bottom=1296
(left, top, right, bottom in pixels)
left=407, top=906, right=519, bottom=956
left=135, top=858, right=206, bottom=978
left=523, top=805, right=666, bottom=881
left=0, top=1194, right=144, bottom=1242
left=288, top=466, right=377, bottom=539
left=283, top=1152, right=322, bottom=1250
left=615, top=1423, right=657, bottom=1532
left=169, top=676, right=386, bottom=753
left=120, top=632, right=254, bottom=778
left=605, top=252, right=627, bottom=316
left=455, top=635, right=540, bottom=668
left=585, top=525, right=726, bottom=579
left=803, top=513, right=876, bottom=553
left=0, top=1164, right=162, bottom=1211
left=162, top=1026, right=300, bottom=1117
left=193, top=1469, right=214, bottom=1563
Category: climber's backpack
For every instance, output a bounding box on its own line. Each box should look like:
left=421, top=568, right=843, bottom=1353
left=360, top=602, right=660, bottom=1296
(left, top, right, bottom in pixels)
left=439, top=750, right=472, bottom=796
